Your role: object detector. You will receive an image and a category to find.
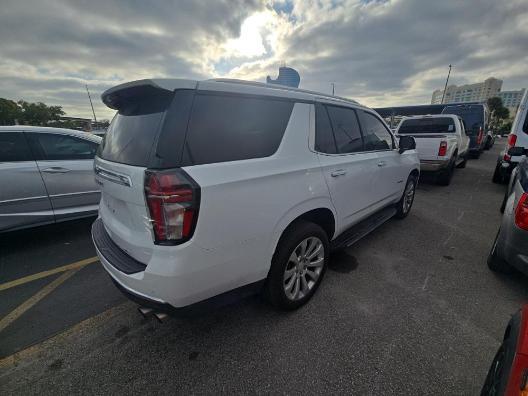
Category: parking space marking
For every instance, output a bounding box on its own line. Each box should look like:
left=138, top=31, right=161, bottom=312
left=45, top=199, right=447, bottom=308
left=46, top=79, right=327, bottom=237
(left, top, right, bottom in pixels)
left=0, top=268, right=82, bottom=333
left=0, top=256, right=98, bottom=292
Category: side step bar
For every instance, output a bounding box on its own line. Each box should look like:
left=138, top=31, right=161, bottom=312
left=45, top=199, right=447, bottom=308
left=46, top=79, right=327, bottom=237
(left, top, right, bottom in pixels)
left=331, top=206, right=397, bottom=250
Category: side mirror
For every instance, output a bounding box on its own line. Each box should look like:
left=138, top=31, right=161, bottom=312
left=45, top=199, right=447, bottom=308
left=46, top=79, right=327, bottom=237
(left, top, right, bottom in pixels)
left=508, top=146, right=527, bottom=157
left=399, top=135, right=416, bottom=154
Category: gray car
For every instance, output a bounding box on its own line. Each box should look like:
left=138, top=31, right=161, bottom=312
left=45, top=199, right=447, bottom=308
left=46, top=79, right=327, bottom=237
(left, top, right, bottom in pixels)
left=0, top=126, right=102, bottom=232
left=488, top=146, right=528, bottom=274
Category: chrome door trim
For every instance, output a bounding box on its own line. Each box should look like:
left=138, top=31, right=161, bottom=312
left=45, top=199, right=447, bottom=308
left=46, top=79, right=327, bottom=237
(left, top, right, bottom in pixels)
left=48, top=190, right=100, bottom=198
left=0, top=195, right=49, bottom=204
left=94, top=165, right=132, bottom=187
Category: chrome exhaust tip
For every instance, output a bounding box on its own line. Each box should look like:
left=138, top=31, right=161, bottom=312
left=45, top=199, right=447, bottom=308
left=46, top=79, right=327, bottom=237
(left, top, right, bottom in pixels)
left=153, top=312, right=168, bottom=323
left=137, top=306, right=153, bottom=318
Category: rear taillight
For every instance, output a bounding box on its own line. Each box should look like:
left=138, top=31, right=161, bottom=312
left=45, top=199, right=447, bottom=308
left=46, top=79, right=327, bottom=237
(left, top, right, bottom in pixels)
left=477, top=127, right=483, bottom=145
left=438, top=141, right=448, bottom=156
left=144, top=169, right=200, bottom=245
left=515, top=193, right=528, bottom=231
left=505, top=134, right=518, bottom=161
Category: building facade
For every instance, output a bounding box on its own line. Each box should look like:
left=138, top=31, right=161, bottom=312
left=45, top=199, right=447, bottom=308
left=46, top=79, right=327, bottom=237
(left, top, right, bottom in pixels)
left=431, top=77, right=503, bottom=104
left=498, top=89, right=526, bottom=115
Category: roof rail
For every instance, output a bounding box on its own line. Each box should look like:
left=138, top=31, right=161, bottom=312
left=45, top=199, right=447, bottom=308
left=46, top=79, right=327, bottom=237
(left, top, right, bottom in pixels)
left=208, top=78, right=360, bottom=105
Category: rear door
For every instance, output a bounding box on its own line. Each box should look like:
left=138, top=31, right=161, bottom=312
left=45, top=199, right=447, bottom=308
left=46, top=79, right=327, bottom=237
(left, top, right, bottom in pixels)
left=0, top=131, right=53, bottom=231
left=357, top=109, right=405, bottom=204
left=27, top=132, right=100, bottom=221
left=315, top=103, right=379, bottom=230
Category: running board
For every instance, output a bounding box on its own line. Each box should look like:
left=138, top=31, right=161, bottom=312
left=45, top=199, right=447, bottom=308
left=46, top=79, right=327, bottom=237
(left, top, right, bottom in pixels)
left=331, top=206, right=397, bottom=250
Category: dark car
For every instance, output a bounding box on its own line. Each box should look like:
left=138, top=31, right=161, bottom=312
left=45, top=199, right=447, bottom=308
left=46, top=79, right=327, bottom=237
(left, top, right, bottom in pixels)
left=481, top=305, right=528, bottom=395
left=488, top=146, right=528, bottom=275
left=442, top=104, right=489, bottom=158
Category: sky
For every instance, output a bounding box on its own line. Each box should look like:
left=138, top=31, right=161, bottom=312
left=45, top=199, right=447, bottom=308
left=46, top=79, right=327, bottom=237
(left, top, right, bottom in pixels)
left=1, top=0, right=527, bottom=120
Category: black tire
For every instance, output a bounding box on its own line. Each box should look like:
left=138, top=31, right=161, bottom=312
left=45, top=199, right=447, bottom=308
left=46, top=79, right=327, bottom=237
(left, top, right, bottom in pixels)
left=487, top=229, right=511, bottom=273
left=500, top=187, right=509, bottom=213
left=457, top=152, right=467, bottom=169
left=437, top=160, right=455, bottom=186
left=265, top=221, right=329, bottom=310
left=473, top=150, right=481, bottom=159
left=395, top=174, right=417, bottom=219
left=492, top=162, right=505, bottom=184
left=484, top=137, right=491, bottom=150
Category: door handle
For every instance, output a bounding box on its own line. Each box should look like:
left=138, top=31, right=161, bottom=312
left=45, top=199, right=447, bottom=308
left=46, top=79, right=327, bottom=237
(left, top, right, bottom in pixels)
left=42, top=167, right=71, bottom=174
left=331, top=169, right=347, bottom=177
left=377, top=161, right=386, bottom=167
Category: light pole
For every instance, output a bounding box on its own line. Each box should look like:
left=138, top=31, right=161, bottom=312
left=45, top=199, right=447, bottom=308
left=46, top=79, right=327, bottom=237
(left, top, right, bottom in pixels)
left=85, top=84, right=97, bottom=124
left=331, top=83, right=335, bottom=96
left=440, top=64, right=452, bottom=104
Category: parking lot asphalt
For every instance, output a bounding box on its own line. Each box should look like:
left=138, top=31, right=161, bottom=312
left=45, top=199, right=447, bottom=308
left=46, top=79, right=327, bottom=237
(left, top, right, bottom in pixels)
left=1, top=139, right=527, bottom=395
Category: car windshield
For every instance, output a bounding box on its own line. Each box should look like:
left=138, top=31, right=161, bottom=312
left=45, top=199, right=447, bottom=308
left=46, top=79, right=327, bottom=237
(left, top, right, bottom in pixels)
left=398, top=117, right=455, bottom=134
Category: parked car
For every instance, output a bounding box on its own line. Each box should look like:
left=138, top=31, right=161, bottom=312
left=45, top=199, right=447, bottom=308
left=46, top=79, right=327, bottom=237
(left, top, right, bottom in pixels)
left=441, top=103, right=489, bottom=158
left=493, top=89, right=528, bottom=184
left=488, top=146, right=528, bottom=275
left=0, top=126, right=102, bottom=232
left=481, top=305, right=528, bottom=396
left=91, top=78, right=420, bottom=313
left=485, top=130, right=496, bottom=150
left=395, top=114, right=469, bottom=185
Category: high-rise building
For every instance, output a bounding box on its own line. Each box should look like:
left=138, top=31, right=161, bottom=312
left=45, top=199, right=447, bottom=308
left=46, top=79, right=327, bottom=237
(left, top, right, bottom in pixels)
left=267, top=66, right=300, bottom=88
left=498, top=89, right=526, bottom=115
left=431, top=77, right=503, bottom=104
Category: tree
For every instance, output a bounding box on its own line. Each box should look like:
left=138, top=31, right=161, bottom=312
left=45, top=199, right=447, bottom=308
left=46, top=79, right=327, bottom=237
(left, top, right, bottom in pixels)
left=487, top=97, right=510, bottom=131
left=17, top=100, right=65, bottom=125
left=0, top=98, right=21, bottom=125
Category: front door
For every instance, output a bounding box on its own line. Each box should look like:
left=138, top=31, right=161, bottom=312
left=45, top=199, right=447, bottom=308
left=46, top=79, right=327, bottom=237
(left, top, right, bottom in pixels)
left=0, top=131, right=53, bottom=231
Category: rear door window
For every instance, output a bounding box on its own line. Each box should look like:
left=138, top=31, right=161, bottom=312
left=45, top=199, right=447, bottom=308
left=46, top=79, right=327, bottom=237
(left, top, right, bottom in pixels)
left=181, top=94, right=294, bottom=166
left=0, top=132, right=33, bottom=162
left=28, top=133, right=99, bottom=160
left=326, top=105, right=363, bottom=154
left=357, top=110, right=394, bottom=150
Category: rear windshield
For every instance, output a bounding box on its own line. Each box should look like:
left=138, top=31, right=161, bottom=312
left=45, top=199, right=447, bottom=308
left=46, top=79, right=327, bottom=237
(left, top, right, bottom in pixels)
left=442, top=105, right=484, bottom=135
left=97, top=90, right=173, bottom=166
left=398, top=117, right=455, bottom=134
left=98, top=89, right=294, bottom=168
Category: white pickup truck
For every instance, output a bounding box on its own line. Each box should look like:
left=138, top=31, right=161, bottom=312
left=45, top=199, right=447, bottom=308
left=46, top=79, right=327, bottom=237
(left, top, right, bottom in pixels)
left=396, top=114, right=470, bottom=185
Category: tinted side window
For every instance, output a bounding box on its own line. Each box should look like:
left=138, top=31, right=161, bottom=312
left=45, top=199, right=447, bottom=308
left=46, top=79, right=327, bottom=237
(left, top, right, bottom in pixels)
left=0, top=132, right=33, bottom=162
left=358, top=111, right=393, bottom=151
left=315, top=104, right=337, bottom=154
left=326, top=106, right=363, bottom=153
left=182, top=94, right=294, bottom=166
left=28, top=133, right=99, bottom=160
left=522, top=111, right=528, bottom=134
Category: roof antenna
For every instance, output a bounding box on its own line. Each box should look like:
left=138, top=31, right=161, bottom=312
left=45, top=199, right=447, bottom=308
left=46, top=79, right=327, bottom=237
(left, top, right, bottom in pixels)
left=331, top=83, right=335, bottom=96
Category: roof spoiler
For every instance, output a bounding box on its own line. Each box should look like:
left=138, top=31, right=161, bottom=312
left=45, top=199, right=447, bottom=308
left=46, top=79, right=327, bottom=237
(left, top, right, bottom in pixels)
left=101, top=79, right=197, bottom=110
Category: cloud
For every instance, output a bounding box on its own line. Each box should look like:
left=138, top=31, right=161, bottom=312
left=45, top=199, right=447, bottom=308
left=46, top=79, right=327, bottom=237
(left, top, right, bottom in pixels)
left=0, top=0, right=527, bottom=119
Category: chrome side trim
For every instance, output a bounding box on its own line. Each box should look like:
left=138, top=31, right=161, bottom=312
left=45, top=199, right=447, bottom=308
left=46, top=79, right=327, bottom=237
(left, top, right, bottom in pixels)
left=94, top=165, right=132, bottom=187
left=49, top=190, right=100, bottom=198
left=0, top=195, right=48, bottom=204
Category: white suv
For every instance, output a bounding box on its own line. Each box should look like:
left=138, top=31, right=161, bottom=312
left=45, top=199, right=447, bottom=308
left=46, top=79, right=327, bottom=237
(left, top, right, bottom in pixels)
left=92, top=78, right=420, bottom=312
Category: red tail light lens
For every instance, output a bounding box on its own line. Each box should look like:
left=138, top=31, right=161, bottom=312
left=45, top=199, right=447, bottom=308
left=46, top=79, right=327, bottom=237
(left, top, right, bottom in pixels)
left=145, top=169, right=200, bottom=245
left=477, top=127, right=483, bottom=145
left=438, top=141, right=448, bottom=156
left=515, top=193, right=528, bottom=231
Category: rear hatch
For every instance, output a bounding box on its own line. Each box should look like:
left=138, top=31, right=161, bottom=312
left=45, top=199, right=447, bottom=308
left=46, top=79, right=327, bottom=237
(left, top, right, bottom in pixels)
left=397, top=117, right=456, bottom=161
left=95, top=80, right=196, bottom=263
left=442, top=105, right=484, bottom=150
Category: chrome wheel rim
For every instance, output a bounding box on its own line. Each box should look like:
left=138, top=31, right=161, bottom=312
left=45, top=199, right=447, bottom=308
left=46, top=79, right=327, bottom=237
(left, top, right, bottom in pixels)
left=283, top=237, right=325, bottom=301
left=403, top=180, right=415, bottom=213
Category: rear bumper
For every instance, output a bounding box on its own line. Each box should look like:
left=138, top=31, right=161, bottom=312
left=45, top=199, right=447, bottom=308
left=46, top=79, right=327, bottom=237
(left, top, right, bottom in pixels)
left=91, top=218, right=266, bottom=310
left=419, top=159, right=450, bottom=172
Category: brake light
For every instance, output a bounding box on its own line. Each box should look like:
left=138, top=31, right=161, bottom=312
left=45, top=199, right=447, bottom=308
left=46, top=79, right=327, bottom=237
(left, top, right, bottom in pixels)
left=144, top=169, right=200, bottom=245
left=515, top=193, right=528, bottom=231
left=438, top=141, right=448, bottom=156
left=477, top=127, right=483, bottom=145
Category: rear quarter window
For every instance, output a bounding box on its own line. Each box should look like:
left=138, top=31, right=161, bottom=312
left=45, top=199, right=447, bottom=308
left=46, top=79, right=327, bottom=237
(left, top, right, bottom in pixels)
left=181, top=94, right=294, bottom=166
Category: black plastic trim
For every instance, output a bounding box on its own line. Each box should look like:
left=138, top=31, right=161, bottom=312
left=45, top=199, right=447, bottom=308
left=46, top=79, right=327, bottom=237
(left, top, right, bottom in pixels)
left=92, top=218, right=147, bottom=274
